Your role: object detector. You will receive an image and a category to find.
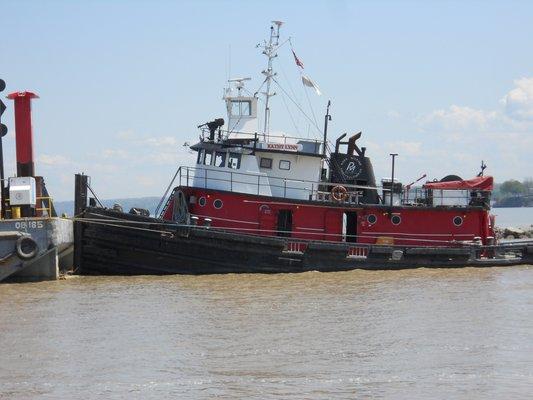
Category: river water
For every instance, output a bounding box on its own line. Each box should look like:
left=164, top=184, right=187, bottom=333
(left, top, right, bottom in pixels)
left=1, top=268, right=532, bottom=399
left=493, top=207, right=533, bottom=229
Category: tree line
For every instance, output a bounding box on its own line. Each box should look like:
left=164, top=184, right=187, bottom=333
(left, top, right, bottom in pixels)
left=497, top=178, right=533, bottom=197
left=492, top=178, right=533, bottom=207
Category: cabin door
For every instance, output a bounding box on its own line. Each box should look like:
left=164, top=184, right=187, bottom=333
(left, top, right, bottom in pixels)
left=258, top=205, right=275, bottom=235
left=343, top=211, right=358, bottom=243
left=277, top=209, right=293, bottom=237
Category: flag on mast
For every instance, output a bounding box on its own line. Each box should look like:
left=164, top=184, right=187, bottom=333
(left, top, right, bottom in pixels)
left=292, top=50, right=304, bottom=69
left=302, top=75, right=321, bottom=95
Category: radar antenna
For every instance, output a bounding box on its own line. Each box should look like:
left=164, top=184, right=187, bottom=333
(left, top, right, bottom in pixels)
left=227, top=77, right=251, bottom=96
left=477, top=160, right=487, bottom=177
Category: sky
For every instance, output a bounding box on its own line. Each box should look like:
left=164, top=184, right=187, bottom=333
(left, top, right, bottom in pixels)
left=1, top=0, right=532, bottom=201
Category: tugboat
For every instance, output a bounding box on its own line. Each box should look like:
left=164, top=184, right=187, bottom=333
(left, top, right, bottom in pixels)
left=74, top=22, right=533, bottom=274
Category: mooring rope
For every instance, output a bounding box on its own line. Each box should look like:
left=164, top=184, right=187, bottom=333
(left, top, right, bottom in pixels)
left=72, top=214, right=471, bottom=246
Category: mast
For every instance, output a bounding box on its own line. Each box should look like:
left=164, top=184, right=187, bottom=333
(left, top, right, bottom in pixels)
left=323, top=100, right=331, bottom=157
left=261, top=21, right=282, bottom=140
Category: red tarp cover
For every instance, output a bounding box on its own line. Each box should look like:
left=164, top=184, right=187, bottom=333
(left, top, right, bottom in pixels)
left=423, top=176, right=493, bottom=191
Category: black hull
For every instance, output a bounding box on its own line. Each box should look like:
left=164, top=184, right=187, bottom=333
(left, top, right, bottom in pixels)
left=74, top=208, right=533, bottom=275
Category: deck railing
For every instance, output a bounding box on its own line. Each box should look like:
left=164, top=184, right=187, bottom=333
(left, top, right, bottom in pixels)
left=177, top=165, right=490, bottom=206
left=156, top=165, right=491, bottom=217
left=3, top=195, right=55, bottom=218
left=177, top=165, right=373, bottom=202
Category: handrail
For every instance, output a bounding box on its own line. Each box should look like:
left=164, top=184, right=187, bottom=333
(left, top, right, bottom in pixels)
left=199, top=127, right=323, bottom=144
left=176, top=165, right=491, bottom=207
left=36, top=196, right=54, bottom=217
left=179, top=165, right=375, bottom=192
left=155, top=166, right=182, bottom=217
left=2, top=195, right=55, bottom=218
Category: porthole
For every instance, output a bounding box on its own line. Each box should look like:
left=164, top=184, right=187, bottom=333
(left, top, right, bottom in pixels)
left=259, top=204, right=271, bottom=214
left=198, top=196, right=207, bottom=207
left=391, top=215, right=401, bottom=225
left=213, top=199, right=223, bottom=209
left=453, top=216, right=463, bottom=226
left=367, top=214, right=377, bottom=224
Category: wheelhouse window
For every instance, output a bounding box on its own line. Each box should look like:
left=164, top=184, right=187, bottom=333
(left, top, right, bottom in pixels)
left=279, top=160, right=291, bottom=170
left=214, top=151, right=226, bottom=167
left=231, top=100, right=251, bottom=116
left=260, top=157, right=273, bottom=169
left=197, top=149, right=205, bottom=164
left=228, top=152, right=241, bottom=169
left=204, top=151, right=213, bottom=166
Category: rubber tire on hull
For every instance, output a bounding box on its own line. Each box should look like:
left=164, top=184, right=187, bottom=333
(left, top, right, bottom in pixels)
left=16, top=236, right=39, bottom=260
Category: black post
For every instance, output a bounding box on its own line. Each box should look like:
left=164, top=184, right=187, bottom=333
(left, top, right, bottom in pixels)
left=322, top=100, right=331, bottom=157
left=0, top=138, right=5, bottom=219
left=0, top=79, right=7, bottom=219
left=390, top=153, right=398, bottom=209
left=74, top=173, right=88, bottom=216
left=74, top=173, right=89, bottom=274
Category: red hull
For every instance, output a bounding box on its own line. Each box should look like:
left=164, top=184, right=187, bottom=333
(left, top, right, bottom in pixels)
left=163, top=187, right=494, bottom=247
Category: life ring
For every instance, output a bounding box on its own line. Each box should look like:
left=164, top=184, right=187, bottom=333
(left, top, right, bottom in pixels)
left=331, top=185, right=348, bottom=202
left=16, top=236, right=39, bottom=260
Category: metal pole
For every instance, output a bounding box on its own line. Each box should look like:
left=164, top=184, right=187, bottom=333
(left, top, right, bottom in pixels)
left=390, top=153, right=398, bottom=209
left=0, top=139, right=5, bottom=219
left=0, top=79, right=6, bottom=219
left=323, top=100, right=331, bottom=157
left=262, top=22, right=282, bottom=139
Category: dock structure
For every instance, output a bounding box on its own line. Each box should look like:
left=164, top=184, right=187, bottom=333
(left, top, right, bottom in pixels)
left=0, top=83, right=73, bottom=283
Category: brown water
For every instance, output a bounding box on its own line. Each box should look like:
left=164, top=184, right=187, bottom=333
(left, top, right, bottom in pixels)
left=1, top=267, right=532, bottom=399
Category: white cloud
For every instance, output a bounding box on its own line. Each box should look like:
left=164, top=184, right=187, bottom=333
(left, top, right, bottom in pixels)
left=409, top=77, right=533, bottom=182
left=116, top=130, right=180, bottom=148
left=38, top=154, right=71, bottom=166
left=137, top=174, right=158, bottom=187
left=101, top=148, right=130, bottom=159
left=385, top=141, right=422, bottom=156
left=137, top=136, right=178, bottom=147
left=416, top=105, right=501, bottom=132
left=387, top=110, right=401, bottom=118
left=417, top=78, right=533, bottom=133
left=500, top=77, right=533, bottom=121
left=116, top=130, right=135, bottom=140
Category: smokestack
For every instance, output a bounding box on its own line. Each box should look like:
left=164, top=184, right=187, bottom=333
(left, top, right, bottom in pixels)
left=7, top=91, right=39, bottom=177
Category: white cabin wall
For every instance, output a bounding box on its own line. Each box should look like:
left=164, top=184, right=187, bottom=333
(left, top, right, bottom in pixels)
left=255, top=151, right=322, bottom=200
left=189, top=148, right=323, bottom=200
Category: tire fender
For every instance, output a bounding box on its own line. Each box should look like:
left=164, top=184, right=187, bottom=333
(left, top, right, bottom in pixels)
left=16, top=236, right=39, bottom=260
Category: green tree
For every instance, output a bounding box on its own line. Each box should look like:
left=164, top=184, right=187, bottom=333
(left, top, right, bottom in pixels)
left=500, top=179, right=526, bottom=195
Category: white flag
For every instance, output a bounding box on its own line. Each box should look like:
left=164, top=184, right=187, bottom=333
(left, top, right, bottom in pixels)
left=301, top=75, right=321, bottom=95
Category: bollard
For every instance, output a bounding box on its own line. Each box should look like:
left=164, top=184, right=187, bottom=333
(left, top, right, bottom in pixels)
left=11, top=206, right=21, bottom=219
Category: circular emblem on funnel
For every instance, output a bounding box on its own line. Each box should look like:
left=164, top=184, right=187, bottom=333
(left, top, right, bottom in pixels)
left=339, top=157, right=363, bottom=179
